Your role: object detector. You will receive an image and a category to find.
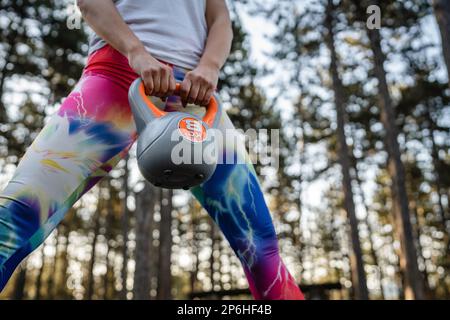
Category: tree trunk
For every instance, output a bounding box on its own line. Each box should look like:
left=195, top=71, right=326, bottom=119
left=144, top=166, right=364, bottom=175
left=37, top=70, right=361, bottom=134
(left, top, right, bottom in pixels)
left=133, top=183, right=155, bottom=300
left=292, top=0, right=309, bottom=282
left=433, top=0, right=450, bottom=89
left=353, top=165, right=385, bottom=299
left=218, top=240, right=224, bottom=291
left=86, top=210, right=101, bottom=300
left=324, top=0, right=369, bottom=300
left=422, top=105, right=450, bottom=277
left=13, top=263, right=27, bottom=300
left=103, top=201, right=112, bottom=300
left=0, top=40, right=13, bottom=123
left=157, top=189, right=173, bottom=300
left=365, top=18, right=425, bottom=299
left=209, top=219, right=216, bottom=291
left=190, top=213, right=199, bottom=295
left=34, top=242, right=47, bottom=300
left=424, top=105, right=449, bottom=229
left=120, top=156, right=130, bottom=300
left=294, top=100, right=307, bottom=280
left=411, top=200, right=434, bottom=299
left=46, top=230, right=60, bottom=299
left=58, top=225, right=70, bottom=299
left=103, top=244, right=111, bottom=300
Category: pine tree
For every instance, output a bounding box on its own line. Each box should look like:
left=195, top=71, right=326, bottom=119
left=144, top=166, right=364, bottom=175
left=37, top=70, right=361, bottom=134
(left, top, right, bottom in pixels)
left=432, top=0, right=450, bottom=88
left=157, top=189, right=173, bottom=299
left=341, top=0, right=429, bottom=299
left=133, top=183, right=156, bottom=300
left=324, top=0, right=369, bottom=299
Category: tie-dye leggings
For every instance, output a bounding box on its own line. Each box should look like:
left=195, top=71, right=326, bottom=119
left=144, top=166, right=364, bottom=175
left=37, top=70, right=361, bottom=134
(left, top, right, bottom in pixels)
left=0, top=45, right=304, bottom=300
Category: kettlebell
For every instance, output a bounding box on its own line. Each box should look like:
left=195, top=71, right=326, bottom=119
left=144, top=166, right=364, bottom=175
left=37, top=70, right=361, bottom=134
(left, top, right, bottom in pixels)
left=128, top=78, right=222, bottom=190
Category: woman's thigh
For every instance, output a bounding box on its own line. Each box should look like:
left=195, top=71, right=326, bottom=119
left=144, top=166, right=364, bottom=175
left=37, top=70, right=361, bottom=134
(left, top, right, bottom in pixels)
left=190, top=112, right=304, bottom=300
left=0, top=72, right=136, bottom=289
left=191, top=112, right=278, bottom=265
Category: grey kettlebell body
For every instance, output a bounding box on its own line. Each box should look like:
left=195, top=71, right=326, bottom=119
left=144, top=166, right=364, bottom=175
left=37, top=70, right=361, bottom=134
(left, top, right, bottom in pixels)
left=128, top=79, right=221, bottom=189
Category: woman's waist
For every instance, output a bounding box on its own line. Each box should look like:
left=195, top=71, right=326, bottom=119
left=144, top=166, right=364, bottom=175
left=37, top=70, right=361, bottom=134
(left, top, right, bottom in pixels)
left=84, top=44, right=191, bottom=89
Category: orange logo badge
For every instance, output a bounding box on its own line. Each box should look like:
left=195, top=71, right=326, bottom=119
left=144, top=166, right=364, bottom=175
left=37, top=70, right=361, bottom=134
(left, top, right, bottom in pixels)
left=178, top=117, right=207, bottom=142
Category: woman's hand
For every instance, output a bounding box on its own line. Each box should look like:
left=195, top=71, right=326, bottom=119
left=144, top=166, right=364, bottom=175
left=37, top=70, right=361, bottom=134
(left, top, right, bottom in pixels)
left=179, top=0, right=233, bottom=107
left=128, top=46, right=176, bottom=98
left=180, top=64, right=219, bottom=106
left=79, top=0, right=177, bottom=98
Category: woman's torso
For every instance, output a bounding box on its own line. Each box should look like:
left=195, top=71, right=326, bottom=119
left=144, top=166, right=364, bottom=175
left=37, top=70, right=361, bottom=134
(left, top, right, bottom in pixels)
left=88, top=0, right=208, bottom=70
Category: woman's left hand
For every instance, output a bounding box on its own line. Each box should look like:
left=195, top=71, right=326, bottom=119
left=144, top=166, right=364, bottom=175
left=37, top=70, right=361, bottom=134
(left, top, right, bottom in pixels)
left=180, top=64, right=219, bottom=106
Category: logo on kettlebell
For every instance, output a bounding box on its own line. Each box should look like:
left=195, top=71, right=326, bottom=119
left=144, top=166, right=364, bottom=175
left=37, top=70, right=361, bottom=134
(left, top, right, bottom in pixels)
left=178, top=117, right=207, bottom=143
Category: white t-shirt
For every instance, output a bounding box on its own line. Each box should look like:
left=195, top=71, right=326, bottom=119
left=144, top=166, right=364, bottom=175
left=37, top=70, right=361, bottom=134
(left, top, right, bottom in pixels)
left=88, top=0, right=208, bottom=69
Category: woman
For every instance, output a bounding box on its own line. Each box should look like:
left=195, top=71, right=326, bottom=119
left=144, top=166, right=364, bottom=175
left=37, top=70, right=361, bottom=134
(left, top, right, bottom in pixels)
left=0, top=0, right=304, bottom=300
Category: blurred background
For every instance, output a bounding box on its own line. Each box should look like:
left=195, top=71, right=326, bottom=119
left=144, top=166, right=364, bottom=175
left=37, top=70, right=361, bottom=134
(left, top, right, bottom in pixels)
left=0, top=0, right=449, bottom=300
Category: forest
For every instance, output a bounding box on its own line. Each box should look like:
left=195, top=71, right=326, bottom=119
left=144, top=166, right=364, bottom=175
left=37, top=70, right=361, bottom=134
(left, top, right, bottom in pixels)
left=0, top=0, right=449, bottom=300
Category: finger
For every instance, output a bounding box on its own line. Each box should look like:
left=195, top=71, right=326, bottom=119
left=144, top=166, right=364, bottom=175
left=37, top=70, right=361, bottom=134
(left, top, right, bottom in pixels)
left=153, top=70, right=161, bottom=97
left=167, top=71, right=177, bottom=96
left=188, top=81, right=200, bottom=105
left=143, top=72, right=154, bottom=95
left=160, top=68, right=170, bottom=97
left=180, top=78, right=192, bottom=106
left=202, top=89, right=214, bottom=106
left=195, top=85, right=208, bottom=106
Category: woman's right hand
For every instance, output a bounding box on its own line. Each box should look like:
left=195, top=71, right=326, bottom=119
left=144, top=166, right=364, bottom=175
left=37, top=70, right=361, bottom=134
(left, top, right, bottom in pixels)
left=128, top=46, right=176, bottom=98
left=78, top=1, right=176, bottom=97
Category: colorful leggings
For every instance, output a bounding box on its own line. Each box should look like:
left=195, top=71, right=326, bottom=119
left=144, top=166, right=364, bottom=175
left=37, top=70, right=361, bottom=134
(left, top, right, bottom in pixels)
left=0, top=45, right=304, bottom=300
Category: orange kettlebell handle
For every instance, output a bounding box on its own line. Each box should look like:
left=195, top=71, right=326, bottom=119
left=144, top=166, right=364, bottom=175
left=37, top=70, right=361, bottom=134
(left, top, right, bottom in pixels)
left=138, top=81, right=219, bottom=128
